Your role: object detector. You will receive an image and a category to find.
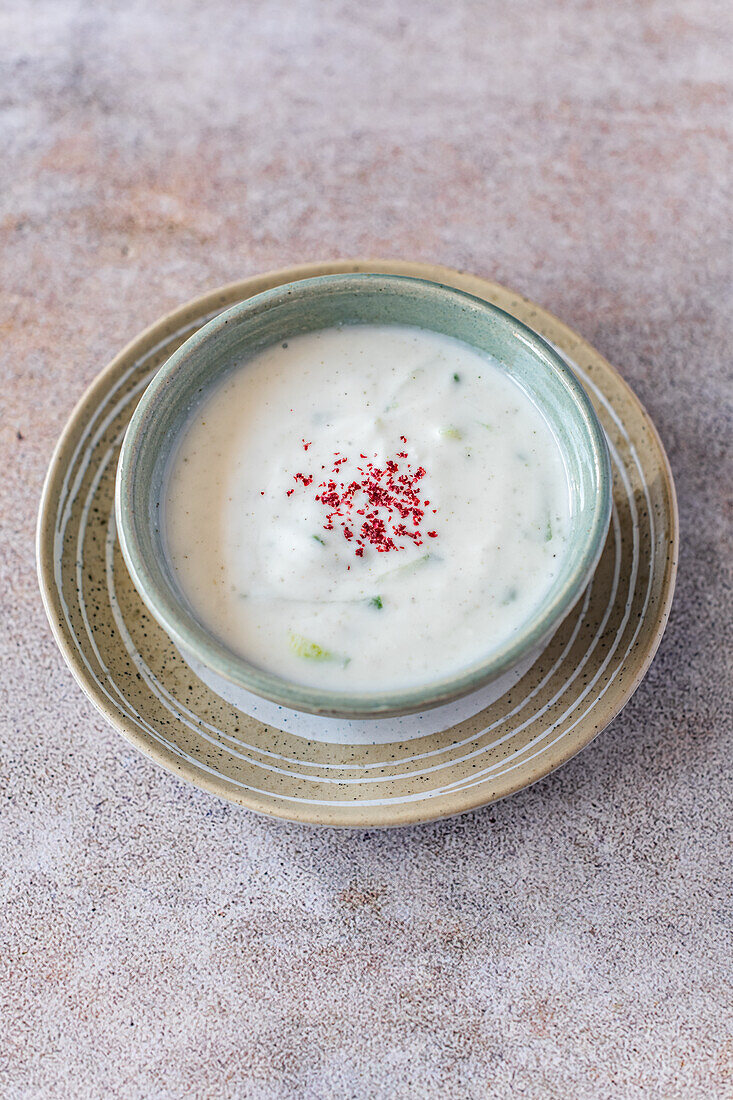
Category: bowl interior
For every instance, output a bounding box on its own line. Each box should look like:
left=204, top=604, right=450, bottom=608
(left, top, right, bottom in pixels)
left=116, top=274, right=611, bottom=717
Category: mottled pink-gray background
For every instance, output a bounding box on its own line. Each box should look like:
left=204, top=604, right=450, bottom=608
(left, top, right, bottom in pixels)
left=2, top=2, right=732, bottom=1098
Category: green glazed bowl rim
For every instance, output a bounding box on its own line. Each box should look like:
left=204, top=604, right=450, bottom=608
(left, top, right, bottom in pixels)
left=115, top=273, right=612, bottom=718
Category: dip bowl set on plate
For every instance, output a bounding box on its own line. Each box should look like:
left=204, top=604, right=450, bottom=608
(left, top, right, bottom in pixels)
left=38, top=261, right=678, bottom=826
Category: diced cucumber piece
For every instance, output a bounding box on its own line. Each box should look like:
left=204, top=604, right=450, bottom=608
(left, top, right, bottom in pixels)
left=289, top=632, right=350, bottom=667
left=381, top=552, right=432, bottom=579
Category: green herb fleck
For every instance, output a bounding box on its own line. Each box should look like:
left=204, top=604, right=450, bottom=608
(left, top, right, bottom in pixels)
left=368, top=595, right=383, bottom=610
left=439, top=426, right=463, bottom=440
left=453, top=372, right=461, bottom=383
left=545, top=518, right=553, bottom=541
left=312, top=534, right=326, bottom=545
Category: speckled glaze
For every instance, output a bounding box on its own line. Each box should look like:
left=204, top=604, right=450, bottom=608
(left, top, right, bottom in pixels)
left=115, top=273, right=611, bottom=719
left=37, top=260, right=678, bottom=827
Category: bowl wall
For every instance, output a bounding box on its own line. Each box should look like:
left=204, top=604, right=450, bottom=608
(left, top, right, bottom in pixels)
left=116, top=274, right=611, bottom=717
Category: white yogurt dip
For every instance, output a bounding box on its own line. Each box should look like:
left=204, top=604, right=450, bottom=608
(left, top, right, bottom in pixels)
left=165, top=324, right=571, bottom=692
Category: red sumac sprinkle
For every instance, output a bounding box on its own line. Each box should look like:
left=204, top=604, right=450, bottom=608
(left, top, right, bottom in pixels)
left=285, top=443, right=438, bottom=556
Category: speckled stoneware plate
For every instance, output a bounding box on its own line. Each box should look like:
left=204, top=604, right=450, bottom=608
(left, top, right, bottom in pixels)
left=37, top=260, right=678, bottom=827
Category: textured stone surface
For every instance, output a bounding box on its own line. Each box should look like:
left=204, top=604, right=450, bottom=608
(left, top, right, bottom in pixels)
left=1, top=2, right=732, bottom=1097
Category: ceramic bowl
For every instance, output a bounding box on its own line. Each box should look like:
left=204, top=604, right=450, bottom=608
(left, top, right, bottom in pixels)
left=115, top=273, right=612, bottom=718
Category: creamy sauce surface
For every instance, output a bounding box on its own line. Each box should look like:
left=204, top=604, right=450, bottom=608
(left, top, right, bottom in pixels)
left=165, top=324, right=571, bottom=691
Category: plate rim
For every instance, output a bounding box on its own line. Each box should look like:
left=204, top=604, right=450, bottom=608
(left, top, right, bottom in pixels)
left=36, top=258, right=679, bottom=827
